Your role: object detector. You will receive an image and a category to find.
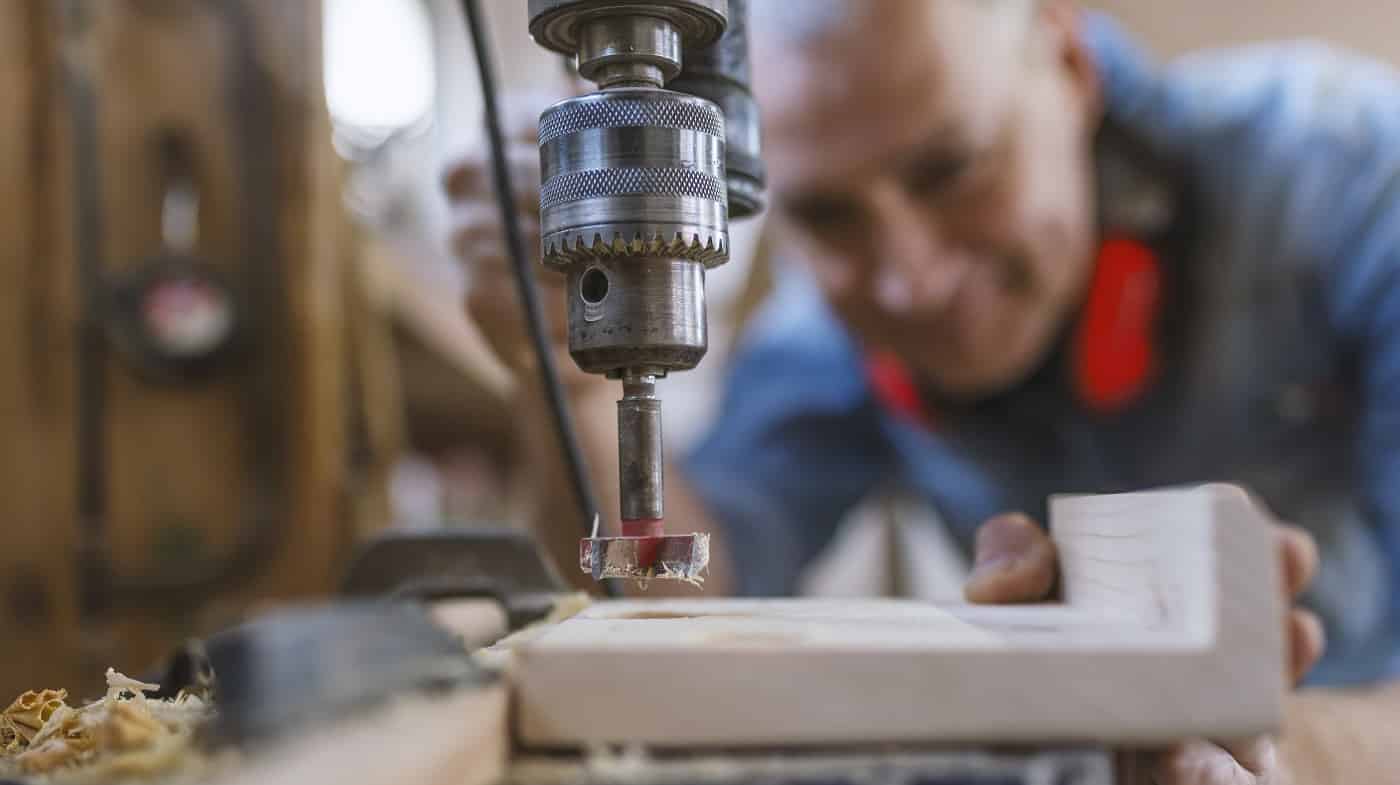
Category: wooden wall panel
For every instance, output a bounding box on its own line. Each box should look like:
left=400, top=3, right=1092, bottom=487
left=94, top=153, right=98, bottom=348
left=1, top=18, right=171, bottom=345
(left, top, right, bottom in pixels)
left=0, top=0, right=386, bottom=700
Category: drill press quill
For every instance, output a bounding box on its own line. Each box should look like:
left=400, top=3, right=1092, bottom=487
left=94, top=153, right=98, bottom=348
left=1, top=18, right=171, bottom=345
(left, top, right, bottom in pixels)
left=527, top=0, right=762, bottom=583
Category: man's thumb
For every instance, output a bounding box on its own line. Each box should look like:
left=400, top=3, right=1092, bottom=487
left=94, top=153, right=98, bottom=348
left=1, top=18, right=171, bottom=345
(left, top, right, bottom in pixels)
left=963, top=513, right=1058, bottom=604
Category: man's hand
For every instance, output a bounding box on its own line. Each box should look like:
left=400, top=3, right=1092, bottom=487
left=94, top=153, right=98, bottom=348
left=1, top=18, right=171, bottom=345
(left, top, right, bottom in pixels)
left=442, top=90, right=599, bottom=392
left=964, top=512, right=1327, bottom=785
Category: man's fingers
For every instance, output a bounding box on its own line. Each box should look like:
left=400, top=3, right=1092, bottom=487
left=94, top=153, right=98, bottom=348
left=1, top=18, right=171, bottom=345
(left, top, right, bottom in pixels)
left=467, top=268, right=568, bottom=340
left=1218, top=736, right=1278, bottom=776
left=442, top=156, right=481, bottom=200
left=963, top=513, right=1057, bottom=604
left=1274, top=525, right=1324, bottom=685
left=1152, top=738, right=1258, bottom=785
left=459, top=244, right=567, bottom=349
left=443, top=144, right=542, bottom=202
left=452, top=205, right=543, bottom=269
left=1277, top=525, right=1318, bottom=600
left=1289, top=607, right=1326, bottom=685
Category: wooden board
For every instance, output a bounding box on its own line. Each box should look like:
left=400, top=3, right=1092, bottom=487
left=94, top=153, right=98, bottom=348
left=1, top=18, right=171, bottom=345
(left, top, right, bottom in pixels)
left=505, top=485, right=1284, bottom=748
left=214, top=682, right=508, bottom=785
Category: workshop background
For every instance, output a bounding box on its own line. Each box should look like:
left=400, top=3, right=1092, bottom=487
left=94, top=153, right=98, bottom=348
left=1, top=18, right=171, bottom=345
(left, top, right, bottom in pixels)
left=387, top=0, right=1400, bottom=598
left=0, top=0, right=1395, bottom=700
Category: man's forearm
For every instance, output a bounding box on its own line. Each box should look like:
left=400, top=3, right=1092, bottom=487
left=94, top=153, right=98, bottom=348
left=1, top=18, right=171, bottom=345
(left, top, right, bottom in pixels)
left=1281, top=681, right=1400, bottom=783
left=513, top=383, right=619, bottom=592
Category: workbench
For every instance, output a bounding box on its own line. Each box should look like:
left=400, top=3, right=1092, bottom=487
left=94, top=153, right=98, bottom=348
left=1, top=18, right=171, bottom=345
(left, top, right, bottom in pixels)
left=203, top=485, right=1281, bottom=785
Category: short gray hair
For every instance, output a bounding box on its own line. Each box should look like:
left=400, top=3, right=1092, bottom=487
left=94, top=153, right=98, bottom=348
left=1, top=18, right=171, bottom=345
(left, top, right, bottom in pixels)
left=749, top=0, right=857, bottom=45
left=749, top=0, right=1036, bottom=49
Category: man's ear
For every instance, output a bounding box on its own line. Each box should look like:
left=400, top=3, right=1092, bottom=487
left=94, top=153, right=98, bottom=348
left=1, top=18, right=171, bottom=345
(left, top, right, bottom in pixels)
left=1038, top=0, right=1102, bottom=122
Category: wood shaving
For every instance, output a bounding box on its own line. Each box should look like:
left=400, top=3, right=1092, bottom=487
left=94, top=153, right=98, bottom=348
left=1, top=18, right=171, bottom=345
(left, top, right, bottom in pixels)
left=2, top=716, right=22, bottom=755
left=103, top=670, right=160, bottom=709
left=3, top=690, right=69, bottom=743
left=0, top=668, right=214, bottom=783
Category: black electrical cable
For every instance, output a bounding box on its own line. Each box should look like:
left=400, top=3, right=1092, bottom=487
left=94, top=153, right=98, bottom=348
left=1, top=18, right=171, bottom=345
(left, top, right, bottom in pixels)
left=461, top=0, right=613, bottom=594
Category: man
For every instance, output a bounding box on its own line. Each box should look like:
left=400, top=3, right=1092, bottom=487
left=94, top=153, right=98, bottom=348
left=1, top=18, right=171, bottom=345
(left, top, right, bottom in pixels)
left=446, top=1, right=1400, bottom=781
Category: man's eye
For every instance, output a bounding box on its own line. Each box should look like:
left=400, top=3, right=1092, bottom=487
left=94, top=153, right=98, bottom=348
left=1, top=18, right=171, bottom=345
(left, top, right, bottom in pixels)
left=904, top=154, right=972, bottom=199
left=785, top=197, right=863, bottom=231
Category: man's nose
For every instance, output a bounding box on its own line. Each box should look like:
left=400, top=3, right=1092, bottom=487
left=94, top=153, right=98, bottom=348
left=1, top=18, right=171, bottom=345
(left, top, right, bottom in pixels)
left=869, top=188, right=966, bottom=314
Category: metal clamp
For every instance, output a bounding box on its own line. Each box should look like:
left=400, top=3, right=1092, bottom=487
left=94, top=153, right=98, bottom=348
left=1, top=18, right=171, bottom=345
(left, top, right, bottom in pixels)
left=341, top=529, right=571, bottom=631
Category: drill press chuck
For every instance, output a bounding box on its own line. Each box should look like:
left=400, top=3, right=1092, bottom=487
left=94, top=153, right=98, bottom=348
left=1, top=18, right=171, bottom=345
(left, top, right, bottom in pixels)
left=538, top=88, right=727, bottom=378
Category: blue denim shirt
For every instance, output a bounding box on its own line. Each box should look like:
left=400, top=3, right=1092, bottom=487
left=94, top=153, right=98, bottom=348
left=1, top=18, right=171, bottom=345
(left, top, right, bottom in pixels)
left=685, top=15, right=1400, bottom=687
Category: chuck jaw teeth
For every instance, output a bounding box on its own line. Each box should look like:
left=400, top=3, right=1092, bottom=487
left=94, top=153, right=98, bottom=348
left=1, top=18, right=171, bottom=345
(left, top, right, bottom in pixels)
left=542, top=230, right=729, bottom=268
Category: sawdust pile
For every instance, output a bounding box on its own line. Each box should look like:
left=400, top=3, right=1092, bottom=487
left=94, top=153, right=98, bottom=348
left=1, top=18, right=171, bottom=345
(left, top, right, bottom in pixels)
left=0, top=668, right=213, bottom=782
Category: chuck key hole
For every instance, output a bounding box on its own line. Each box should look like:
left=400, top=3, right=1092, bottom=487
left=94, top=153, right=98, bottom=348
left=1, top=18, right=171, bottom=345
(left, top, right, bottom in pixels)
left=580, top=267, right=610, bottom=305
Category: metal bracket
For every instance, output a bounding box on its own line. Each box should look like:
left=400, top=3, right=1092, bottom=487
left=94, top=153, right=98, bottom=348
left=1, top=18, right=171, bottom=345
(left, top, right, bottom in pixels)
left=341, top=529, right=570, bottom=630
left=190, top=603, right=489, bottom=745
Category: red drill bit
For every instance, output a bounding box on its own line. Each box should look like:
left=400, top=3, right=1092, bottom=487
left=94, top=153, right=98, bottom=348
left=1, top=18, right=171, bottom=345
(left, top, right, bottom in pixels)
left=580, top=518, right=709, bottom=584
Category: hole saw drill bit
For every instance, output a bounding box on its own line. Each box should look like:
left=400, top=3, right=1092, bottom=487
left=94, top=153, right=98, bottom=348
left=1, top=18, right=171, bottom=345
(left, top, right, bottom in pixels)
left=580, top=374, right=709, bottom=584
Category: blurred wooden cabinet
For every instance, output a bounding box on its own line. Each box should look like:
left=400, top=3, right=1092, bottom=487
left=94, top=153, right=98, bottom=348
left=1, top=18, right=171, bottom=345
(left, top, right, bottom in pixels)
left=0, top=0, right=396, bottom=698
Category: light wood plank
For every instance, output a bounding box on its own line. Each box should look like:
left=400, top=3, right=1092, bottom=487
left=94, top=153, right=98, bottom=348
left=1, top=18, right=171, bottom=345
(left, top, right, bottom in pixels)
left=506, top=485, right=1284, bottom=748
left=214, top=682, right=508, bottom=785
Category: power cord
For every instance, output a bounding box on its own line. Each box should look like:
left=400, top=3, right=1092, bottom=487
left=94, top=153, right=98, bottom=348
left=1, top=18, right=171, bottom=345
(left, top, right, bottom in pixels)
left=460, top=0, right=615, bottom=596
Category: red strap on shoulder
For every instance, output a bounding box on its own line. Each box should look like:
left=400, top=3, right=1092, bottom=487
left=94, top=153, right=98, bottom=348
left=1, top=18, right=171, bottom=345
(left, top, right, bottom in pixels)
left=866, top=351, right=937, bottom=429
left=1072, top=236, right=1162, bottom=413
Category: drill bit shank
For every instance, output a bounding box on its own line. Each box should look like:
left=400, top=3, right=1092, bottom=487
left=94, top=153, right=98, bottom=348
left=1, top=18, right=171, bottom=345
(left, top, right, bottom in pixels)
left=617, top=375, right=663, bottom=522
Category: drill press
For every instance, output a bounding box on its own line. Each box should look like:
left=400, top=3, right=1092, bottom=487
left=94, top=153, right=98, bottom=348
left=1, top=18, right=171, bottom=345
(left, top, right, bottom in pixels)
left=527, top=0, right=761, bottom=583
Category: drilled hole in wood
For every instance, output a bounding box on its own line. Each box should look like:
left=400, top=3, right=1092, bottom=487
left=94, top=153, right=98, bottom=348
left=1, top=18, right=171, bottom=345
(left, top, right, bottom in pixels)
left=608, top=611, right=750, bottom=621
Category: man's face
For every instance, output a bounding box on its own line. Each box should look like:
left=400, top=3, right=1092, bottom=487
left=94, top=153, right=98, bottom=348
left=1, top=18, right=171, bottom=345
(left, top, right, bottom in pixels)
left=755, top=0, right=1100, bottom=399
